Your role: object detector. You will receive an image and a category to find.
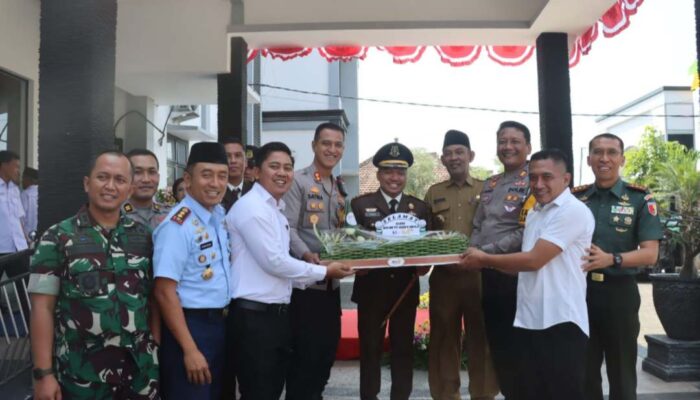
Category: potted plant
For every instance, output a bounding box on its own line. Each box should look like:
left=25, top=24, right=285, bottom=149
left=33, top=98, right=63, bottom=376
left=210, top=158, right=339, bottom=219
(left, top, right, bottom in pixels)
left=648, top=143, right=700, bottom=340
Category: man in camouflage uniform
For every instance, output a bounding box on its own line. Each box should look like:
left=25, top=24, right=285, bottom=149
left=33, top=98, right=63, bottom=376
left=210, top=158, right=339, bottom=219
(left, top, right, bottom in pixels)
left=29, top=150, right=159, bottom=400
left=122, top=149, right=170, bottom=230
left=575, top=133, right=662, bottom=400
left=471, top=121, right=535, bottom=399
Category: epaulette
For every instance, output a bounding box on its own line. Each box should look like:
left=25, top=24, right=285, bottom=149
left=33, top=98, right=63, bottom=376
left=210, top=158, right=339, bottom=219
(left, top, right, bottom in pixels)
left=354, top=192, right=375, bottom=200
left=571, top=184, right=592, bottom=194
left=171, top=207, right=191, bottom=225
left=123, top=202, right=134, bottom=213
left=626, top=182, right=649, bottom=193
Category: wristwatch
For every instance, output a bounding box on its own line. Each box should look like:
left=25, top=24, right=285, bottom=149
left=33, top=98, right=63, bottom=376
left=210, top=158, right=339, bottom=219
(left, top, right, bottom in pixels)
left=32, top=367, right=54, bottom=380
left=612, top=253, right=623, bottom=269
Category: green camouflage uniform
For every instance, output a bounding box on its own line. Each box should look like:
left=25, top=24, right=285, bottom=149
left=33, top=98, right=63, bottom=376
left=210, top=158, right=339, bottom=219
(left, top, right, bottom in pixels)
left=28, top=206, right=159, bottom=399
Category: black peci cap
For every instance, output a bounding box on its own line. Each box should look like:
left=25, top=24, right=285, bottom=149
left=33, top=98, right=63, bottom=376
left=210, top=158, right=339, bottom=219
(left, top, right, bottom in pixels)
left=186, top=142, right=228, bottom=167
left=443, top=130, right=471, bottom=149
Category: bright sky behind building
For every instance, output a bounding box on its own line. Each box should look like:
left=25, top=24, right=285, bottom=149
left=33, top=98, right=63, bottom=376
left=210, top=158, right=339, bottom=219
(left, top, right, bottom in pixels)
left=357, top=0, right=697, bottom=184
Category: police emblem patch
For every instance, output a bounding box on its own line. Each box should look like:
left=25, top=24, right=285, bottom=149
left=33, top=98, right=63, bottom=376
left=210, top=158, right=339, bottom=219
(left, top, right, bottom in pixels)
left=124, top=203, right=134, bottom=213
left=648, top=202, right=658, bottom=216
left=389, top=144, right=400, bottom=158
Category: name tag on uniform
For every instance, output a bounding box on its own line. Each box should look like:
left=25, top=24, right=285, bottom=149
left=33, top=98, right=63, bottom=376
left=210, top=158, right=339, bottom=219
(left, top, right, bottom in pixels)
left=611, top=205, right=634, bottom=215
left=200, top=241, right=213, bottom=250
left=591, top=272, right=605, bottom=282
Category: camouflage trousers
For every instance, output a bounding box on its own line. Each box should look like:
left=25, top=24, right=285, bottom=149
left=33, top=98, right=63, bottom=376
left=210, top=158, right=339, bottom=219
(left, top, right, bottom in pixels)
left=58, top=347, right=159, bottom=400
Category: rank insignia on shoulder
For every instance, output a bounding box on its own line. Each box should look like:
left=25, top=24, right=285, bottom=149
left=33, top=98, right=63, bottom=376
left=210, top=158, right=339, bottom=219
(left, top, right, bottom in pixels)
left=433, top=197, right=446, bottom=204
left=123, top=203, right=134, bottom=213
left=171, top=207, right=191, bottom=225
left=572, top=184, right=592, bottom=194
left=626, top=183, right=648, bottom=192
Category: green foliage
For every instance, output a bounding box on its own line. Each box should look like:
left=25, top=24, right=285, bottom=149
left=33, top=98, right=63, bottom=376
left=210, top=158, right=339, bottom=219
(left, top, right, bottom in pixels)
left=622, top=126, right=683, bottom=187
left=470, top=166, right=493, bottom=180
left=650, top=145, right=700, bottom=280
left=406, top=148, right=438, bottom=199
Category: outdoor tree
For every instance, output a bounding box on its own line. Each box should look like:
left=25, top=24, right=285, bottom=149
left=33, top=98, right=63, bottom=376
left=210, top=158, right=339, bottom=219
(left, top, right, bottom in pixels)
left=406, top=148, right=437, bottom=199
left=623, top=126, right=679, bottom=187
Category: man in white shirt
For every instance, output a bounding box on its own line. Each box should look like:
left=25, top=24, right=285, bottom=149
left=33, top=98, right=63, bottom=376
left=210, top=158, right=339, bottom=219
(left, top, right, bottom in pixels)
left=0, top=150, right=28, bottom=274
left=226, top=141, right=353, bottom=399
left=21, top=167, right=39, bottom=237
left=459, top=149, right=594, bottom=400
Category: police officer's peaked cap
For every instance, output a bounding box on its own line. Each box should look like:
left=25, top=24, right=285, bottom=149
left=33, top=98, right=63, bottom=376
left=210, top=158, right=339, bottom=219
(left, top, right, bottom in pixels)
left=373, top=141, right=413, bottom=169
left=443, top=129, right=471, bottom=149
left=187, top=142, right=228, bottom=167
left=245, top=145, right=259, bottom=167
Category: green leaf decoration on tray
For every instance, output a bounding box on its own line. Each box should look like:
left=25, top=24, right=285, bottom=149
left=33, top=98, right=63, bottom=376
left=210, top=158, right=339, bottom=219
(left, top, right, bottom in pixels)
left=316, top=227, right=470, bottom=261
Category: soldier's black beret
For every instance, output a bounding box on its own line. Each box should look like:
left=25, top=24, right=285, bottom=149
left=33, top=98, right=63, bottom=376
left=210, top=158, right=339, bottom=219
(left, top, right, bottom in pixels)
left=187, top=142, right=228, bottom=167
left=443, top=130, right=471, bottom=149
left=372, top=141, right=413, bottom=169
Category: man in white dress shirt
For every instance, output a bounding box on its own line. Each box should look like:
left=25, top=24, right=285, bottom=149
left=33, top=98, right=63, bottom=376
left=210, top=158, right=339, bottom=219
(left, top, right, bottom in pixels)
left=21, top=167, right=39, bottom=237
left=0, top=151, right=28, bottom=276
left=226, top=141, right=353, bottom=399
left=459, top=149, right=594, bottom=400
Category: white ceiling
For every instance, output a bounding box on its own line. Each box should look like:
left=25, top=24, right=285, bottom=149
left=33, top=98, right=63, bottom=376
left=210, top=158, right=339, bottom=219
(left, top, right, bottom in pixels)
left=115, top=0, right=616, bottom=104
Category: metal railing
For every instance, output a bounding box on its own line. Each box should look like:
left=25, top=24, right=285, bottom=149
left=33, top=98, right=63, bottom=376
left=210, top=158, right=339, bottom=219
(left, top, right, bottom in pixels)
left=0, top=250, right=32, bottom=387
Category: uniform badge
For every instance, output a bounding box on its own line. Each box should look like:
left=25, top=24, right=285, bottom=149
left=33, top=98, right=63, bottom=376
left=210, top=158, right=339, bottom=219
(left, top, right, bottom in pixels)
left=310, top=186, right=321, bottom=194
left=408, top=203, right=414, bottom=210
left=437, top=215, right=446, bottom=223
left=309, top=214, right=320, bottom=225
left=648, top=202, right=658, bottom=216
left=591, top=272, right=604, bottom=282
left=204, top=232, right=209, bottom=240
left=615, top=227, right=628, bottom=233
left=504, top=205, right=516, bottom=213
left=211, top=252, right=217, bottom=259
left=314, top=171, right=322, bottom=182
left=613, top=216, right=620, bottom=223
left=153, top=203, right=161, bottom=211
left=198, top=254, right=207, bottom=263
left=201, top=266, right=213, bottom=280
left=245, top=149, right=254, bottom=159
left=77, top=271, right=101, bottom=295
left=310, top=202, right=317, bottom=210
left=389, top=144, right=400, bottom=158
left=519, top=170, right=527, bottom=177
left=200, top=241, right=213, bottom=250
left=624, top=216, right=633, bottom=225
left=171, top=207, right=191, bottom=225
left=505, top=194, right=519, bottom=202
left=489, top=180, right=498, bottom=188
left=514, top=180, right=527, bottom=187
left=192, top=218, right=200, bottom=226
left=621, top=193, right=630, bottom=202
left=123, top=203, right=134, bottom=213
left=318, top=203, right=324, bottom=210
left=611, top=206, right=634, bottom=215
left=196, top=236, right=203, bottom=243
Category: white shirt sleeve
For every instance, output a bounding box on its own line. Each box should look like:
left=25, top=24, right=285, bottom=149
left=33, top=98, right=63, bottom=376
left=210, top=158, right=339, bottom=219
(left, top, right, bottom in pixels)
left=538, top=205, right=590, bottom=251
left=234, top=211, right=327, bottom=282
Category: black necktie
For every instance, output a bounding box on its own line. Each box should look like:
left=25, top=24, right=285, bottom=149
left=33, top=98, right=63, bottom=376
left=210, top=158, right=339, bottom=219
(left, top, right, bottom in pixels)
left=233, top=188, right=241, bottom=200
left=389, top=199, right=398, bottom=214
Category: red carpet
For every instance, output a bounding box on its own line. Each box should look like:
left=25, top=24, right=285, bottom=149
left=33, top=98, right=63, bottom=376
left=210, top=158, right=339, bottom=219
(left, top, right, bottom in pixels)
left=336, top=309, right=429, bottom=360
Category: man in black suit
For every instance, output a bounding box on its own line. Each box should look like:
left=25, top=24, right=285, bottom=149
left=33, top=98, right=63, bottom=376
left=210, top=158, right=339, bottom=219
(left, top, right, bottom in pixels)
left=221, top=138, right=253, bottom=212
left=351, top=141, right=431, bottom=400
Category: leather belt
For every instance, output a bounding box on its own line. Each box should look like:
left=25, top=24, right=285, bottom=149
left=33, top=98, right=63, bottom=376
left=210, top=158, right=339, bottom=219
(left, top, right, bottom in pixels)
left=232, top=298, right=289, bottom=315
left=182, top=307, right=228, bottom=318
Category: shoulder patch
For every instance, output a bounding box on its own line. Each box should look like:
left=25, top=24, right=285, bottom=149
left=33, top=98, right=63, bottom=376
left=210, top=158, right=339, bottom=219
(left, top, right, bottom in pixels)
left=123, top=203, right=134, bottom=213
left=171, top=207, right=191, bottom=225
left=626, top=182, right=649, bottom=193
left=572, top=184, right=592, bottom=194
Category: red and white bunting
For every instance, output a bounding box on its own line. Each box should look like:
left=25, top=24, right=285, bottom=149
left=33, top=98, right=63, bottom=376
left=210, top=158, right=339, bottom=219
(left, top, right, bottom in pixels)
left=246, top=0, right=642, bottom=68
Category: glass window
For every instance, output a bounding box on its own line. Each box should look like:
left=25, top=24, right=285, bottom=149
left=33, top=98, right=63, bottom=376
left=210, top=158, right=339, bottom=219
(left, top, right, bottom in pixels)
left=0, top=69, right=28, bottom=161
left=166, top=135, right=188, bottom=185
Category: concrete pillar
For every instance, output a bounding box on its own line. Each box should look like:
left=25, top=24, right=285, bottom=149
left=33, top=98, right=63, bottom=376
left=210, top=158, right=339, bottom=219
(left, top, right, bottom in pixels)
left=38, top=0, right=117, bottom=232
left=217, top=37, right=248, bottom=143
left=536, top=32, right=574, bottom=179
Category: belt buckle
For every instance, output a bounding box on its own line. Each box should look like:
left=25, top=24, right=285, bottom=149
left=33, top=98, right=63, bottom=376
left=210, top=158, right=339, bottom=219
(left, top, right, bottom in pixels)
left=591, top=272, right=605, bottom=282
left=222, top=307, right=229, bottom=318
left=278, top=304, right=288, bottom=315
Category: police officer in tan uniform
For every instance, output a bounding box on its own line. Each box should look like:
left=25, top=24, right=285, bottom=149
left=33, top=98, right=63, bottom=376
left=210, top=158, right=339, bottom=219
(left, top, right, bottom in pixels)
left=471, top=121, right=535, bottom=399
left=351, top=141, right=431, bottom=400
left=424, top=130, right=498, bottom=400
left=283, top=122, right=347, bottom=400
left=123, top=149, right=171, bottom=230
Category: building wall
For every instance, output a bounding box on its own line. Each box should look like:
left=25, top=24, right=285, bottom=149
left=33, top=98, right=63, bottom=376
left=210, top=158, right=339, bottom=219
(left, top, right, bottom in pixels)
left=0, top=0, right=40, bottom=167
